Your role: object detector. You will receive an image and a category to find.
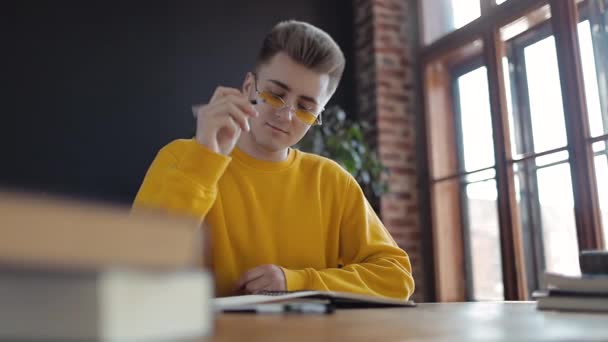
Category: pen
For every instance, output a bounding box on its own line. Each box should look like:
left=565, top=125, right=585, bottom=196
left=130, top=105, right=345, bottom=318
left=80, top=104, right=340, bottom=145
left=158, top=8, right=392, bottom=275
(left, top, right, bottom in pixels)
left=223, top=303, right=334, bottom=315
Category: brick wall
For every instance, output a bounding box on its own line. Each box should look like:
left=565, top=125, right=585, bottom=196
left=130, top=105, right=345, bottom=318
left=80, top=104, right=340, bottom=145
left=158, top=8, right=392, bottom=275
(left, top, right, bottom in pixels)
left=354, top=0, right=426, bottom=302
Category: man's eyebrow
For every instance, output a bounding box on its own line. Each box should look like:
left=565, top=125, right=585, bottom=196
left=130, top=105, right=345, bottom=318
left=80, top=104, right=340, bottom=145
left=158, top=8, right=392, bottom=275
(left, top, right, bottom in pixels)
left=268, top=79, right=319, bottom=105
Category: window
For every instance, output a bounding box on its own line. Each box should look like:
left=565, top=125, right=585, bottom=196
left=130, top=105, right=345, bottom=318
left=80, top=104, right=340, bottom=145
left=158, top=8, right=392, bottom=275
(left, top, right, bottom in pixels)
left=522, top=36, right=567, bottom=154
left=454, top=66, right=504, bottom=300
left=579, top=21, right=607, bottom=139
left=505, top=20, right=581, bottom=290
left=578, top=2, right=608, bottom=243
left=422, top=0, right=608, bottom=302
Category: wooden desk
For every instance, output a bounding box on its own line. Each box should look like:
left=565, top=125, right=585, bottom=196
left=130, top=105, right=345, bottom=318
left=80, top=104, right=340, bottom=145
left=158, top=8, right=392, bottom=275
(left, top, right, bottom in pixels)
left=206, top=302, right=608, bottom=341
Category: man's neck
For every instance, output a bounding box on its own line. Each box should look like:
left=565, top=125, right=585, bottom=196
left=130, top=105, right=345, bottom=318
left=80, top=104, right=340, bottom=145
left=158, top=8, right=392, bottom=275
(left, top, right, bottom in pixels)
left=236, top=135, right=288, bottom=162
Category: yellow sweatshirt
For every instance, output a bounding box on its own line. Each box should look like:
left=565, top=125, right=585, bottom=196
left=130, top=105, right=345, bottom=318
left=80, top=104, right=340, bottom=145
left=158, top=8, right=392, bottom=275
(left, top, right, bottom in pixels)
left=133, top=139, right=414, bottom=299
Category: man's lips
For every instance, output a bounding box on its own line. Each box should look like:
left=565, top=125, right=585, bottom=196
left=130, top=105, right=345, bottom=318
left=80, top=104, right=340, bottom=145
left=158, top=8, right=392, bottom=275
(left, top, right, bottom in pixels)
left=266, top=123, right=289, bottom=134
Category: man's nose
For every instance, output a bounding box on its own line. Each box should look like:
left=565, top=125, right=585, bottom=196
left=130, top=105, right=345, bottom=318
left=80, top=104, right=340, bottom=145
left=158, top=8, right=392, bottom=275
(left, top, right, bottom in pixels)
left=276, top=105, right=295, bottom=121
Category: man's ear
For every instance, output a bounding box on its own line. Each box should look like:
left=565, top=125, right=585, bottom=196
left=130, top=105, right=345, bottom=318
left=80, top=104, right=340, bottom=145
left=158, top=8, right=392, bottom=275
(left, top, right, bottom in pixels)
left=242, top=72, right=254, bottom=96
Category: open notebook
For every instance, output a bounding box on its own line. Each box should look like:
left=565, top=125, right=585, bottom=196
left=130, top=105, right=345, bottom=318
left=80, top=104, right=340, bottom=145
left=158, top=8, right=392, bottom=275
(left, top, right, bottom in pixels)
left=214, top=291, right=416, bottom=311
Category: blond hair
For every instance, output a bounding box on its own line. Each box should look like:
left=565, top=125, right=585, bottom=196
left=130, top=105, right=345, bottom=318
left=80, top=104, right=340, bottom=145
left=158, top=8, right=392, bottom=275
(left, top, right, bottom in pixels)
left=255, top=20, right=346, bottom=96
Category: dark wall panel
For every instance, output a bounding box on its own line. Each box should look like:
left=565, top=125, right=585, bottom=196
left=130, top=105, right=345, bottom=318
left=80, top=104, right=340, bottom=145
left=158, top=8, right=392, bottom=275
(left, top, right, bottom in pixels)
left=0, top=0, right=355, bottom=204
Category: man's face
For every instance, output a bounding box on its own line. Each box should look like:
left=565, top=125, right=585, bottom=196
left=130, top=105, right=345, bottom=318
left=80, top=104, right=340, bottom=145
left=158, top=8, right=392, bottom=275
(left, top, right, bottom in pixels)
left=242, top=52, right=331, bottom=153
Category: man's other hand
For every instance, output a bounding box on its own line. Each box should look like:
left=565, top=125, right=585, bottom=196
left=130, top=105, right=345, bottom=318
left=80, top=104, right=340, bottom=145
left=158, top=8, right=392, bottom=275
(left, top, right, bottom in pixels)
left=234, top=264, right=287, bottom=294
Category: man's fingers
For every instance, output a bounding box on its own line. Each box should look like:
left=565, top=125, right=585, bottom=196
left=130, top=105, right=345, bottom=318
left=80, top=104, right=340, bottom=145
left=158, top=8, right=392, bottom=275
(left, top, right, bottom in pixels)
left=225, top=103, right=251, bottom=132
left=243, top=276, right=271, bottom=294
left=210, top=86, right=243, bottom=103
left=206, top=102, right=248, bottom=132
left=193, top=90, right=258, bottom=121
left=208, top=103, right=249, bottom=132
left=192, top=104, right=206, bottom=118
left=223, top=95, right=258, bottom=117
left=235, top=266, right=267, bottom=290
left=216, top=115, right=240, bottom=138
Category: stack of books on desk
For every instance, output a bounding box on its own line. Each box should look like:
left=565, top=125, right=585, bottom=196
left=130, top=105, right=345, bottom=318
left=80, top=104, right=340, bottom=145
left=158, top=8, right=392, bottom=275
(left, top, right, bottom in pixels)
left=535, top=272, right=608, bottom=313
left=0, top=192, right=213, bottom=341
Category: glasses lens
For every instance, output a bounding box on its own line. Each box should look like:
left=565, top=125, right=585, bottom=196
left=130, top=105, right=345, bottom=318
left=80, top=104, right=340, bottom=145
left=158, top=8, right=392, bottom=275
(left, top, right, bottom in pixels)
left=259, top=90, right=320, bottom=125
left=259, top=91, right=284, bottom=109
left=295, top=110, right=318, bottom=125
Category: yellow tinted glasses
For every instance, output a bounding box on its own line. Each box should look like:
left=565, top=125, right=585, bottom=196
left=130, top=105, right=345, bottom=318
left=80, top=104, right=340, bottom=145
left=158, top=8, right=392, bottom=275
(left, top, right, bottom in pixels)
left=253, top=73, right=323, bottom=126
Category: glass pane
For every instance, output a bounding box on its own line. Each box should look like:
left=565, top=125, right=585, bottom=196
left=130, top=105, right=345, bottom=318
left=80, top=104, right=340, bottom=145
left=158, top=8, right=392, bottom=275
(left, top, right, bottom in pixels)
left=452, top=0, right=481, bottom=29
left=503, top=56, right=520, bottom=156
left=524, top=36, right=569, bottom=153
left=593, top=142, right=608, bottom=245
left=420, top=0, right=480, bottom=45
left=457, top=67, right=495, bottom=171
left=578, top=20, right=607, bottom=138
left=536, top=163, right=579, bottom=275
left=464, top=178, right=504, bottom=300
left=514, top=158, right=579, bottom=280
left=464, top=168, right=496, bottom=183
left=536, top=150, right=569, bottom=168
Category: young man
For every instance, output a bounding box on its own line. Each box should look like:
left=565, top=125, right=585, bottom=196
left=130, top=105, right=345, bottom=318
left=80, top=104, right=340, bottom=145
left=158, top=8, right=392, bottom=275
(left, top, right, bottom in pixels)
left=133, top=21, right=415, bottom=299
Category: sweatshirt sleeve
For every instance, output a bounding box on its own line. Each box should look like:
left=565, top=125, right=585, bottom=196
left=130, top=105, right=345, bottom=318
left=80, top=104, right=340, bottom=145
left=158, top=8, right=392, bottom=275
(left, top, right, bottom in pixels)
left=281, top=177, right=415, bottom=300
left=132, top=139, right=231, bottom=220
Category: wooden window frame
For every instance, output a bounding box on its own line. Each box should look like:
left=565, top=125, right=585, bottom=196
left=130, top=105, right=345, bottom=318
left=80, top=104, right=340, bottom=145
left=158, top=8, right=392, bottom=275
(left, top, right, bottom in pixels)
left=550, top=0, right=604, bottom=250
left=420, top=0, right=606, bottom=302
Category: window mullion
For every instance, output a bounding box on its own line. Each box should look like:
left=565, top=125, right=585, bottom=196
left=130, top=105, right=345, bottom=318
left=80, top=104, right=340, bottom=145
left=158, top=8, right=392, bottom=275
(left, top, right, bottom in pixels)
left=452, top=73, right=477, bottom=301
left=481, top=0, right=495, bottom=15
left=483, top=29, right=525, bottom=300
left=508, top=43, right=544, bottom=295
left=550, top=0, right=604, bottom=249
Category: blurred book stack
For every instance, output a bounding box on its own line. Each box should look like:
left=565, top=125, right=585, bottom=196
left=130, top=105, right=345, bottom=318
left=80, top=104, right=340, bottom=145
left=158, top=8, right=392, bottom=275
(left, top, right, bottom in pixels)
left=535, top=251, right=608, bottom=313
left=0, top=192, right=213, bottom=341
